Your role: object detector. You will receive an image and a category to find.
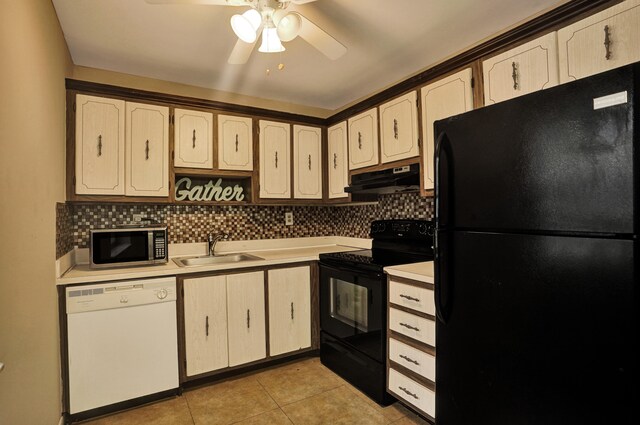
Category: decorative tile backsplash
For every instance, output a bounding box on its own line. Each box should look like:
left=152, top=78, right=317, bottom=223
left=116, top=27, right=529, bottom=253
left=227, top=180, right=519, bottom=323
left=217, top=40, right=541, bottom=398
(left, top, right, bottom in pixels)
left=55, top=193, right=434, bottom=258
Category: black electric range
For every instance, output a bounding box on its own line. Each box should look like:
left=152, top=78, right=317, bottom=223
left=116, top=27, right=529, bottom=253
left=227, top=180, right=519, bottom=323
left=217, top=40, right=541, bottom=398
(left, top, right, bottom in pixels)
left=318, top=219, right=434, bottom=405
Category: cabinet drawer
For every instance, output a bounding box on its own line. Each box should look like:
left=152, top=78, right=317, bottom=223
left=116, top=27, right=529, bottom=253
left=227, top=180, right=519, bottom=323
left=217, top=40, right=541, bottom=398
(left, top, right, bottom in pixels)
left=389, top=280, right=434, bottom=315
left=389, top=308, right=435, bottom=347
left=389, top=368, right=435, bottom=418
left=389, top=338, right=435, bottom=382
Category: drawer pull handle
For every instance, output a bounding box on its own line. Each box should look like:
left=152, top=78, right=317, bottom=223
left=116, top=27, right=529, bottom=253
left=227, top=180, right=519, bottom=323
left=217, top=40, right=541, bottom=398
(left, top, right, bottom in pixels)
left=97, top=134, right=103, bottom=157
left=192, top=129, right=196, bottom=148
left=235, top=134, right=239, bottom=152
left=333, top=153, right=337, bottom=169
left=604, top=25, right=612, bottom=60
left=274, top=151, right=278, bottom=169
left=399, top=354, right=420, bottom=366
left=511, top=61, right=519, bottom=90
left=399, top=322, right=420, bottom=332
left=205, top=315, right=209, bottom=337
left=291, top=302, right=294, bottom=320
left=399, top=294, right=420, bottom=302
left=399, top=386, right=419, bottom=400
left=145, top=140, right=150, bottom=160
left=247, top=309, right=251, bottom=329
left=393, top=118, right=399, bottom=140
left=308, top=154, right=312, bottom=171
left=358, top=131, right=362, bottom=150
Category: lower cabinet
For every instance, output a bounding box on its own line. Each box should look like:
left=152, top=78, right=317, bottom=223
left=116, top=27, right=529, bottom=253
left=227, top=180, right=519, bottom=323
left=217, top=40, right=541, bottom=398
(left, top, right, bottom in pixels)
left=181, top=264, right=313, bottom=380
left=268, top=266, right=311, bottom=356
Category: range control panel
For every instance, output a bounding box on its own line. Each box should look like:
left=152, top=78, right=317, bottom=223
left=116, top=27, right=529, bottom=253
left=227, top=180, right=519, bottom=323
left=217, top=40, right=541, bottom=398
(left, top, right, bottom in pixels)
left=369, top=219, right=434, bottom=240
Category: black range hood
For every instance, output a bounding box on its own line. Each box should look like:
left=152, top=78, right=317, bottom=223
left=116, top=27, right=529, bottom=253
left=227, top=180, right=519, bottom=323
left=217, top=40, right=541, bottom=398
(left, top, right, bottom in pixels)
left=345, top=164, right=420, bottom=199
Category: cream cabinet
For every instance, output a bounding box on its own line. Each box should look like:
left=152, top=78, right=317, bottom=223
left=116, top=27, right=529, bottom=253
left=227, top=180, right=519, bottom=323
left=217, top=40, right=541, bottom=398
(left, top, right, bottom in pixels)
left=267, top=266, right=311, bottom=356
left=293, top=125, right=322, bottom=199
left=125, top=102, right=170, bottom=197
left=420, top=69, right=474, bottom=190
left=483, top=32, right=559, bottom=105
left=183, top=275, right=228, bottom=377
left=348, top=108, right=379, bottom=170
left=226, top=271, right=266, bottom=367
left=379, top=91, right=419, bottom=164
left=558, top=0, right=640, bottom=83
left=218, top=114, right=253, bottom=171
left=259, top=120, right=291, bottom=199
left=327, top=122, right=349, bottom=199
left=74, top=94, right=125, bottom=195
left=174, top=108, right=213, bottom=169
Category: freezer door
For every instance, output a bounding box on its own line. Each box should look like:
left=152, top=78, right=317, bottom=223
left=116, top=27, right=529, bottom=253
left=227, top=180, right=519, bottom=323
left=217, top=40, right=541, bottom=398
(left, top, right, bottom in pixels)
left=435, top=63, right=637, bottom=235
left=435, top=230, right=636, bottom=425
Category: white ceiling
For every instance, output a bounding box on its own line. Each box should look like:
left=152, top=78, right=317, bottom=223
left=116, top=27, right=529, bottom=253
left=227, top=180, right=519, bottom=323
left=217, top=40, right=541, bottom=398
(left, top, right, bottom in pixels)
left=52, top=0, right=567, bottom=112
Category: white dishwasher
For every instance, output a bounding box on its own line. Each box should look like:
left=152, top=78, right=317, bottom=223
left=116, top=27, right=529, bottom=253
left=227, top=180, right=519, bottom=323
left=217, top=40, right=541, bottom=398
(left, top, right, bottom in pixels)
left=66, top=277, right=179, bottom=415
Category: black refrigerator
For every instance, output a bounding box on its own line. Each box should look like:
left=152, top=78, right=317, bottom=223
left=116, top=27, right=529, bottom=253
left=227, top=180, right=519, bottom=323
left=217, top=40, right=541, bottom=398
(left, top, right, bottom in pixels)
left=433, top=63, right=637, bottom=424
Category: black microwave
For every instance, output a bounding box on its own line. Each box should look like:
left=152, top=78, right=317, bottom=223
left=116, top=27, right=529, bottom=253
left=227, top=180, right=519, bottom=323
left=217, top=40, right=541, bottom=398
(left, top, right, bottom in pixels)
left=90, top=226, right=168, bottom=268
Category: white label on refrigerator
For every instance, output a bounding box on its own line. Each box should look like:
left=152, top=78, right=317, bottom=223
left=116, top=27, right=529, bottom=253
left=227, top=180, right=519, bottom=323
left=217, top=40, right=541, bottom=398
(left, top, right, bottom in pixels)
left=593, top=92, right=628, bottom=110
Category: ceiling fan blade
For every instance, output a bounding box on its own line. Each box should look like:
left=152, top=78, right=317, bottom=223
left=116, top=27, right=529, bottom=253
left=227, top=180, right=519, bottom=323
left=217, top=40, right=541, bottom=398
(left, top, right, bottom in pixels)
left=297, top=14, right=346, bottom=60
left=145, top=0, right=246, bottom=6
left=228, top=38, right=257, bottom=64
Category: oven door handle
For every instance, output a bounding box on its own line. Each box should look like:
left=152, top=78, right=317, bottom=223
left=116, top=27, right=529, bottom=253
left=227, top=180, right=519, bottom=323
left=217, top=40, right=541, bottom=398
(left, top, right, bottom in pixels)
left=319, top=261, right=383, bottom=280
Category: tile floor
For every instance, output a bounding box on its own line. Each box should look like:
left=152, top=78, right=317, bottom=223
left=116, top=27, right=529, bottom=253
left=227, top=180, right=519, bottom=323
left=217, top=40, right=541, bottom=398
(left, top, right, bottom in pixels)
left=83, top=357, right=431, bottom=425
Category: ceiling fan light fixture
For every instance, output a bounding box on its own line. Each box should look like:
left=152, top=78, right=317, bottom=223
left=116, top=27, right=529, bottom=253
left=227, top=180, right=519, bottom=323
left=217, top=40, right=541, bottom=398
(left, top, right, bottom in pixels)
left=230, top=9, right=261, bottom=43
left=276, top=12, right=301, bottom=42
left=258, top=27, right=285, bottom=53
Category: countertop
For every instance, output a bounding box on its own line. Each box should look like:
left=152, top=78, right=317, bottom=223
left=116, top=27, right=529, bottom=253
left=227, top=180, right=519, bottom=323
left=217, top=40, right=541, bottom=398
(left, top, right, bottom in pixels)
left=57, top=237, right=369, bottom=286
left=384, top=261, right=434, bottom=283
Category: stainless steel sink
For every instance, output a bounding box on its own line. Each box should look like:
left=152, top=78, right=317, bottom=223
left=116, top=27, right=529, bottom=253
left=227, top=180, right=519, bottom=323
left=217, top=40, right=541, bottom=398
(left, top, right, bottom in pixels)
left=173, top=253, right=264, bottom=267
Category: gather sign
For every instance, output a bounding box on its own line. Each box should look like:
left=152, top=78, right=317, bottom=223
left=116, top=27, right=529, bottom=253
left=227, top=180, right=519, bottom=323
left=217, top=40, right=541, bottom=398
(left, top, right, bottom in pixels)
left=175, top=177, right=246, bottom=202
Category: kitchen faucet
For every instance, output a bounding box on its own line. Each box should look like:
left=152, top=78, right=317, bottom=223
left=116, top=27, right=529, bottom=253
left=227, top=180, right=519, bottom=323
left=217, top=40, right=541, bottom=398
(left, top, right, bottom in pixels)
left=207, top=232, right=229, bottom=256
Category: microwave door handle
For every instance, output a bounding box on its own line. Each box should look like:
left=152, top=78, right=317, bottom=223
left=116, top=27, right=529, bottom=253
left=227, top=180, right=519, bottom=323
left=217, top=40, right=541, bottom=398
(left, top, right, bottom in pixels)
left=148, top=232, right=154, bottom=261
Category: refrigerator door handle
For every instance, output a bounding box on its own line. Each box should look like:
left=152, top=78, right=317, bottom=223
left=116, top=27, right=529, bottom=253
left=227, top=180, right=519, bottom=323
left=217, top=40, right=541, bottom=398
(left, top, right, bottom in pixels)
left=434, top=130, right=453, bottom=324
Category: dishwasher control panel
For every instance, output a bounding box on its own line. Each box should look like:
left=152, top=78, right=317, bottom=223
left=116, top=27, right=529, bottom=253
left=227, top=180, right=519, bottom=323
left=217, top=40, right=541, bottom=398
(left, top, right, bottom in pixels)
left=66, top=277, right=176, bottom=314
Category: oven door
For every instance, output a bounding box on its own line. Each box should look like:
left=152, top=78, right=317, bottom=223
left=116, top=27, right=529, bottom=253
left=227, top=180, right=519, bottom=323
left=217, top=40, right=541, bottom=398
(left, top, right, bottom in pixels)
left=319, top=261, right=386, bottom=362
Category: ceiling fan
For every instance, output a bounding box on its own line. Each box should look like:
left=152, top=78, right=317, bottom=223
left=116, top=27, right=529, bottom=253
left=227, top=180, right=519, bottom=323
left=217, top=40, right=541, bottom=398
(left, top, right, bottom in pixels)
left=145, top=0, right=347, bottom=64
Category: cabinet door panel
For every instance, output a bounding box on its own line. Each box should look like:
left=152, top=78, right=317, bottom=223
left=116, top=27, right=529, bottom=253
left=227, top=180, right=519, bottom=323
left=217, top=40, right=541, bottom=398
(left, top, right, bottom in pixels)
left=218, top=114, right=253, bottom=171
left=227, top=271, right=266, bottom=366
left=348, top=108, right=379, bottom=170
left=268, top=266, right=311, bottom=356
left=293, top=125, right=322, bottom=199
left=75, top=94, right=125, bottom=195
left=183, top=276, right=228, bottom=376
left=380, top=91, right=419, bottom=164
left=259, top=120, right=291, bottom=199
left=174, top=108, right=213, bottom=169
left=421, top=69, right=473, bottom=190
left=327, top=122, right=349, bottom=199
left=125, top=102, right=169, bottom=197
left=558, top=0, right=640, bottom=83
left=483, top=32, right=559, bottom=105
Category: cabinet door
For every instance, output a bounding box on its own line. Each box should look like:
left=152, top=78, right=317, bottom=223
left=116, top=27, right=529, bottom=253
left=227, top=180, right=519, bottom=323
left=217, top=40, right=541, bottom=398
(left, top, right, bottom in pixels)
left=174, top=108, right=213, bottom=169
left=483, top=32, right=559, bottom=105
left=75, top=94, right=125, bottom=195
left=259, top=120, right=291, bottom=199
left=218, top=114, right=253, bottom=171
left=183, top=276, right=228, bottom=376
left=558, top=0, right=640, bottom=83
left=327, top=122, right=349, bottom=199
left=293, top=125, right=322, bottom=199
left=226, top=271, right=266, bottom=366
left=379, top=91, right=419, bottom=164
left=348, top=108, right=379, bottom=170
left=125, top=102, right=170, bottom=197
left=420, top=69, right=474, bottom=190
left=268, top=266, right=311, bottom=356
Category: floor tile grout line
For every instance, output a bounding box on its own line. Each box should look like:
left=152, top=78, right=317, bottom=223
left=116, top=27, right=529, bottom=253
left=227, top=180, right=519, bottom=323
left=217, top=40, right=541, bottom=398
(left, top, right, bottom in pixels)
left=182, top=391, right=197, bottom=425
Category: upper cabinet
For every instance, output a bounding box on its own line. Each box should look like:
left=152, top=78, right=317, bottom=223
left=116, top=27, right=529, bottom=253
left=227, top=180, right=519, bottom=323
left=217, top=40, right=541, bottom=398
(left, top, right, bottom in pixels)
left=218, top=114, right=254, bottom=171
left=483, top=32, right=559, bottom=105
left=125, top=102, right=170, bottom=197
left=558, top=0, right=640, bottom=83
left=174, top=108, right=213, bottom=169
left=293, top=125, right=323, bottom=199
left=348, top=108, right=379, bottom=170
left=327, top=122, right=349, bottom=199
left=379, top=91, right=420, bottom=164
left=259, top=120, right=291, bottom=199
left=75, top=94, right=126, bottom=195
left=420, top=69, right=474, bottom=191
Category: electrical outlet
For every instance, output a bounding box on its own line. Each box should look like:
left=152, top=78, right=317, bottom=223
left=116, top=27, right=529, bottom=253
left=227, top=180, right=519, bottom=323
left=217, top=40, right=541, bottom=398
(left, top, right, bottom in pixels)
left=285, top=212, right=294, bottom=226
left=132, top=214, right=144, bottom=223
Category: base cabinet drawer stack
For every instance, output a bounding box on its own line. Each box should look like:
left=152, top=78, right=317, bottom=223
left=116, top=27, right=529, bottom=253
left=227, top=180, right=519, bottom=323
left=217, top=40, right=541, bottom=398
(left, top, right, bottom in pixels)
left=387, top=275, right=436, bottom=422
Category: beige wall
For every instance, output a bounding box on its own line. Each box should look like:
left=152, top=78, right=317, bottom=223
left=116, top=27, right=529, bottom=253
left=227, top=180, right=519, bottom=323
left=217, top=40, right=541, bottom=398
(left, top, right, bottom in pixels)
left=0, top=0, right=72, bottom=424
